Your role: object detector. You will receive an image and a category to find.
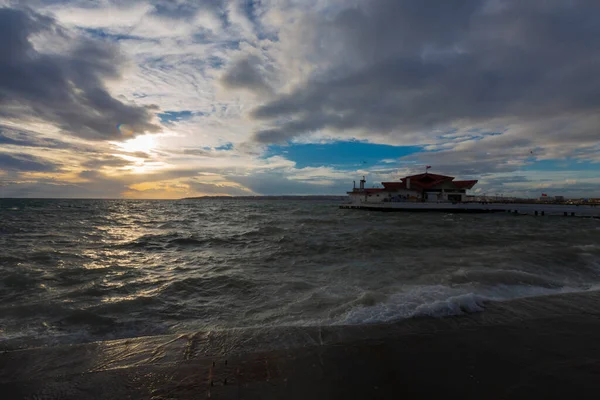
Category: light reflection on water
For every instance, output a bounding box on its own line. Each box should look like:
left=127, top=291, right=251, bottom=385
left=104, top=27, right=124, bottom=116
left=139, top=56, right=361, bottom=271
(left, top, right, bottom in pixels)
left=0, top=198, right=599, bottom=348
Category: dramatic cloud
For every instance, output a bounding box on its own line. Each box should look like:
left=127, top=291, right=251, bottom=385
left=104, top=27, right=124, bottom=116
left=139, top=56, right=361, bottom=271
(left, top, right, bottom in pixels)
left=0, top=7, right=160, bottom=141
left=249, top=0, right=600, bottom=146
left=220, top=55, right=273, bottom=95
left=0, top=0, right=599, bottom=198
left=0, top=126, right=87, bottom=150
left=0, top=152, right=59, bottom=172
left=81, top=155, right=137, bottom=169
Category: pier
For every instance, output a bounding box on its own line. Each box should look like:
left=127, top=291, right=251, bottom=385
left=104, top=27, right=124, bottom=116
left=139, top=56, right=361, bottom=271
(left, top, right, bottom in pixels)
left=343, top=172, right=600, bottom=217
left=339, top=202, right=600, bottom=217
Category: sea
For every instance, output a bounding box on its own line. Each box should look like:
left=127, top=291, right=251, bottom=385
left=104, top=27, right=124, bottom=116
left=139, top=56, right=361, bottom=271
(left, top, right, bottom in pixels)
left=1, top=198, right=600, bottom=349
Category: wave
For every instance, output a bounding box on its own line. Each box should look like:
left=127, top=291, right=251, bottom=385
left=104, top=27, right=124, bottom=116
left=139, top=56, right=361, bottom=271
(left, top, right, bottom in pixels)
left=1, top=272, right=41, bottom=290
left=116, top=234, right=173, bottom=250
left=155, top=222, right=182, bottom=229
left=337, top=283, right=596, bottom=325
left=89, top=296, right=162, bottom=314
left=3, top=198, right=600, bottom=349
left=0, top=302, right=69, bottom=319
left=448, top=268, right=566, bottom=288
left=118, top=233, right=246, bottom=249
left=0, top=255, right=24, bottom=264
left=59, top=309, right=116, bottom=328
left=160, top=275, right=258, bottom=298
left=237, top=226, right=286, bottom=237
left=294, top=218, right=341, bottom=226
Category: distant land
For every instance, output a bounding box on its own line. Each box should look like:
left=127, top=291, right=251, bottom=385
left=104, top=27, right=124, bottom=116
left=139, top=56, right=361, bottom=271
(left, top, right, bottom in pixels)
left=182, top=195, right=600, bottom=204
left=183, top=195, right=348, bottom=201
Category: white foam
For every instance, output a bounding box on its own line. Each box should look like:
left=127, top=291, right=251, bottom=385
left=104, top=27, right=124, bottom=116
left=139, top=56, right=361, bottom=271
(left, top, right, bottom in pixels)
left=337, top=283, right=595, bottom=325
left=412, top=293, right=487, bottom=318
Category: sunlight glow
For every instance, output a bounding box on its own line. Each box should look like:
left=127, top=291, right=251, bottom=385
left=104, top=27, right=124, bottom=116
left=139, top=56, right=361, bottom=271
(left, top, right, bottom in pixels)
left=117, top=134, right=157, bottom=153
left=122, top=161, right=170, bottom=174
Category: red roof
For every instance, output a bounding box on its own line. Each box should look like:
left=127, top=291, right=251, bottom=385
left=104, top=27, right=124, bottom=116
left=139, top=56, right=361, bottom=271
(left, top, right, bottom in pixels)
left=453, top=180, right=478, bottom=189
left=381, top=173, right=478, bottom=191
left=400, top=173, right=454, bottom=190
left=381, top=181, right=407, bottom=190
left=405, top=173, right=455, bottom=181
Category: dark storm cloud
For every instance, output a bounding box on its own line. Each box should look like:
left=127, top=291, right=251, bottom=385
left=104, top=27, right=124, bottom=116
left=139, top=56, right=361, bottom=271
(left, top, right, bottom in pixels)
left=220, top=55, right=272, bottom=95
left=400, top=144, right=529, bottom=178
left=0, top=7, right=160, bottom=141
left=483, top=176, right=537, bottom=185
left=81, top=155, right=134, bottom=169
left=0, top=133, right=25, bottom=146
left=0, top=127, right=85, bottom=150
left=249, top=0, right=600, bottom=143
left=0, top=179, right=127, bottom=198
left=0, top=152, right=59, bottom=172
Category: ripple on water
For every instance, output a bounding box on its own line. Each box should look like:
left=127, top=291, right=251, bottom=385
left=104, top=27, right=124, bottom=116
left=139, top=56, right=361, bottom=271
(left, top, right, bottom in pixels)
left=1, top=198, right=600, bottom=347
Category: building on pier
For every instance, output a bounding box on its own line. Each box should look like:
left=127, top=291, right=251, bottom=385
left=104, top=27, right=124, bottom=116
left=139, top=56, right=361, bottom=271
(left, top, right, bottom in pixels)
left=348, top=173, right=478, bottom=204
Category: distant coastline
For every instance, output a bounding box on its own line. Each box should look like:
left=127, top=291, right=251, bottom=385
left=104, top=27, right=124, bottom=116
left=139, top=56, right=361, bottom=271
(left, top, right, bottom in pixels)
left=182, top=195, right=348, bottom=201
left=181, top=194, right=600, bottom=204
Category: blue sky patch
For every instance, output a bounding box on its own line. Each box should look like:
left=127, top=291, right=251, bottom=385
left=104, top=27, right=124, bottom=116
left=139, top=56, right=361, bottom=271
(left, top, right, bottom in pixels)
left=82, top=28, right=150, bottom=42
left=159, top=111, right=195, bottom=124
left=265, top=141, right=423, bottom=169
left=215, top=143, right=233, bottom=151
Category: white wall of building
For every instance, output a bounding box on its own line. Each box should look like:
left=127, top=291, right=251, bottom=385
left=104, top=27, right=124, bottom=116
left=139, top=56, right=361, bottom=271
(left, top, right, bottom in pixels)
left=349, top=188, right=468, bottom=204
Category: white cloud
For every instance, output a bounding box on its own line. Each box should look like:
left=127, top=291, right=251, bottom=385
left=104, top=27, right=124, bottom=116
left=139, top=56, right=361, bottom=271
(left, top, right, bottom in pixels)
left=47, top=2, right=154, bottom=30
left=1, top=0, right=599, bottom=198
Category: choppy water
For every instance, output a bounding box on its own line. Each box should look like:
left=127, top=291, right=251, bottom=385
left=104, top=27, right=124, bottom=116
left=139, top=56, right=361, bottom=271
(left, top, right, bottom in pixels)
left=1, top=198, right=600, bottom=348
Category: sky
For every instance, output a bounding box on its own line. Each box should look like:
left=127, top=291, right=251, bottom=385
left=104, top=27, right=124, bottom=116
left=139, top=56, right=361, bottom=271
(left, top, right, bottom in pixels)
left=1, top=0, right=599, bottom=199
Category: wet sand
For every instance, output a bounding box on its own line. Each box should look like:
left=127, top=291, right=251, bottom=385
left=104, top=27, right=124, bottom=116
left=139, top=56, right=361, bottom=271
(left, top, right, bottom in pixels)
left=3, top=290, right=600, bottom=399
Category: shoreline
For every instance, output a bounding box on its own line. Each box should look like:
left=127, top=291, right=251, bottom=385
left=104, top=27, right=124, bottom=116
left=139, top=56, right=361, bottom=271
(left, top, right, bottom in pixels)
left=4, top=290, right=600, bottom=398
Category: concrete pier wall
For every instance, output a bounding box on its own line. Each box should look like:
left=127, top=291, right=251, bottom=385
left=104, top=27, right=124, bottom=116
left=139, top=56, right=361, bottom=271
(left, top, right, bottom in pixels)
left=339, top=202, right=600, bottom=217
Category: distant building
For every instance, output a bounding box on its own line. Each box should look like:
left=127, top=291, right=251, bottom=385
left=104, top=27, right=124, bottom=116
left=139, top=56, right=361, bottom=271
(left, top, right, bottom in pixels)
left=348, top=173, right=478, bottom=204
